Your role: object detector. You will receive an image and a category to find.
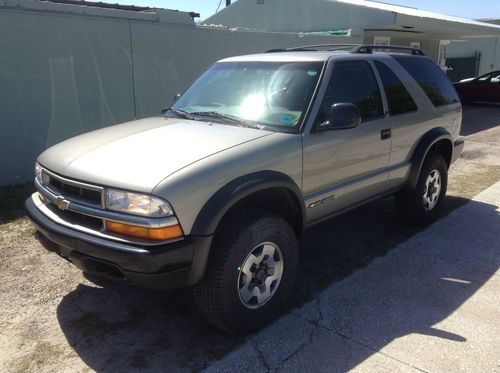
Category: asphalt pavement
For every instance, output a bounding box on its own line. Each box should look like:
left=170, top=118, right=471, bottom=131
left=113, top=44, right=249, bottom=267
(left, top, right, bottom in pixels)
left=205, top=181, right=500, bottom=372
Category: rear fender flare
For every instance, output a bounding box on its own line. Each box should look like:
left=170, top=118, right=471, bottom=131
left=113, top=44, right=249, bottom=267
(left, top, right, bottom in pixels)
left=406, top=127, right=452, bottom=189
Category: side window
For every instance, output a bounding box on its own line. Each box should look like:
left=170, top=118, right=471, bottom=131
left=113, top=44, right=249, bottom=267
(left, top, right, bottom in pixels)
left=315, top=61, right=383, bottom=124
left=375, top=61, right=417, bottom=116
left=477, top=72, right=493, bottom=82
left=490, top=73, right=500, bottom=84
left=393, top=56, right=460, bottom=107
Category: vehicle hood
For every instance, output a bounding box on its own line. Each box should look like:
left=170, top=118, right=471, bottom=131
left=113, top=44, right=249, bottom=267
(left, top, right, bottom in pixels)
left=458, top=77, right=475, bottom=83
left=38, top=117, right=273, bottom=192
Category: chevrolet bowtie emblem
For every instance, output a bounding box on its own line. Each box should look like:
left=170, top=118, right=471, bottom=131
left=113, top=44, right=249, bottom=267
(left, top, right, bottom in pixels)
left=53, top=196, right=70, bottom=211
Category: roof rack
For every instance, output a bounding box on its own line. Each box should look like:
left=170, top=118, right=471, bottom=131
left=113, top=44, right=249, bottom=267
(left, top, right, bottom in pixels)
left=265, top=44, right=425, bottom=56
left=352, top=45, right=425, bottom=56
left=266, top=44, right=360, bottom=53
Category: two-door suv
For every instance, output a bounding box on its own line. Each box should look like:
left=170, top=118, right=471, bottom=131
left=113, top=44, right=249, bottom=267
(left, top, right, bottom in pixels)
left=26, top=45, right=464, bottom=333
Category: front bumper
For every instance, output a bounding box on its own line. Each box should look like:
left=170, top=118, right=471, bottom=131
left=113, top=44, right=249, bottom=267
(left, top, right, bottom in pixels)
left=25, top=197, right=212, bottom=289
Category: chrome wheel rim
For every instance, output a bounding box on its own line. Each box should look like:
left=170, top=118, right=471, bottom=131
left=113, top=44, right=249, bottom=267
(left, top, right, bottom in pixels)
left=423, top=169, right=442, bottom=211
left=237, top=242, right=284, bottom=309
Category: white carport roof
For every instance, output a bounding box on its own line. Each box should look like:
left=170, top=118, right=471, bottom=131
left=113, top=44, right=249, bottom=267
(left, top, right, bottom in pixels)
left=334, top=0, right=500, bottom=38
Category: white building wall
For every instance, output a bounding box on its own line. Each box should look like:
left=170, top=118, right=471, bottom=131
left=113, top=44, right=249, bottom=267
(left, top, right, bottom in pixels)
left=363, top=33, right=440, bottom=62
left=448, top=38, right=500, bottom=76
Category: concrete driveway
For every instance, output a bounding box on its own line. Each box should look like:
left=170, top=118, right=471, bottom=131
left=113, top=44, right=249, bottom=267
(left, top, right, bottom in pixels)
left=205, top=180, right=500, bottom=373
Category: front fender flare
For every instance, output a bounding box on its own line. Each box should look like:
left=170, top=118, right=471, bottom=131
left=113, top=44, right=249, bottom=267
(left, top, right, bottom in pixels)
left=190, top=171, right=305, bottom=237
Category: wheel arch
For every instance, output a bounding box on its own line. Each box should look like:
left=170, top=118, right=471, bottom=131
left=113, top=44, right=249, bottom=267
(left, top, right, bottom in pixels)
left=406, top=127, right=453, bottom=190
left=190, top=171, right=306, bottom=238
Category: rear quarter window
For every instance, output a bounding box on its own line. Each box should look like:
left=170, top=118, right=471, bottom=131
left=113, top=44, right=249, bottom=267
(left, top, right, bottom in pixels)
left=393, top=56, right=459, bottom=107
left=375, top=61, right=417, bottom=116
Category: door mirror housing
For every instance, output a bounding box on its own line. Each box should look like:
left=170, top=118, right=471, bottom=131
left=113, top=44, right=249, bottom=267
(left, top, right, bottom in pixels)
left=318, top=103, right=361, bottom=130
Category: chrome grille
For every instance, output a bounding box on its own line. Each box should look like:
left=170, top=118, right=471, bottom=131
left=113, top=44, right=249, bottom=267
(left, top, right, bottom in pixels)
left=39, top=169, right=105, bottom=230
left=34, top=167, right=180, bottom=246
left=42, top=169, right=103, bottom=208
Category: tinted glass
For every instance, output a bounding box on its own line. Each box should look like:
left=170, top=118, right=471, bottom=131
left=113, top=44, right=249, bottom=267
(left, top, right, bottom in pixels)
left=477, top=72, right=500, bottom=83
left=477, top=73, right=493, bottom=82
left=375, top=61, right=417, bottom=116
left=492, top=73, right=500, bottom=83
left=315, top=61, right=383, bottom=124
left=394, top=56, right=459, bottom=107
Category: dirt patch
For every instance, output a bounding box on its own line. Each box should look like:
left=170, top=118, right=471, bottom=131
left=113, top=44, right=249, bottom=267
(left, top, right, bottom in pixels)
left=12, top=341, right=65, bottom=373
left=0, top=184, right=34, bottom=224
left=0, top=107, right=499, bottom=372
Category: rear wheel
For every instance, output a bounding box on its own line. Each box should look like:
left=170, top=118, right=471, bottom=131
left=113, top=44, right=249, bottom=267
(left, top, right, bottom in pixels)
left=395, top=152, right=448, bottom=226
left=193, top=211, right=299, bottom=333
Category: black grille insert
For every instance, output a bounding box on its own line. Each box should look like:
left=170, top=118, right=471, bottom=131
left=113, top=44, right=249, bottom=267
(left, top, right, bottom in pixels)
left=46, top=203, right=104, bottom=231
left=46, top=176, right=102, bottom=207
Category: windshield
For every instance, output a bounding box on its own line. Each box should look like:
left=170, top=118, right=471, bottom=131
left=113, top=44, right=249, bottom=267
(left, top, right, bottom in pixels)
left=171, top=61, right=324, bottom=130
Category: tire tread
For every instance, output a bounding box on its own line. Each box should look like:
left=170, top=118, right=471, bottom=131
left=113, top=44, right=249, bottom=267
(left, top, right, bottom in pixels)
left=194, top=211, right=297, bottom=333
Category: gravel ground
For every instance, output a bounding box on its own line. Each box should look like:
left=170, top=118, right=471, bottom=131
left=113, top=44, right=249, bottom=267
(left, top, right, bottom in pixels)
left=1, top=106, right=499, bottom=372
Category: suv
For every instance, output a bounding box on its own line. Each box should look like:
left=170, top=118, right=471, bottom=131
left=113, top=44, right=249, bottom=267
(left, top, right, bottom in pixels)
left=26, top=45, right=464, bottom=333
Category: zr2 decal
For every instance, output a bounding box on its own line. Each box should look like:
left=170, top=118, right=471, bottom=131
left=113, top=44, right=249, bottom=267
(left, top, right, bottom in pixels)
left=308, top=195, right=335, bottom=209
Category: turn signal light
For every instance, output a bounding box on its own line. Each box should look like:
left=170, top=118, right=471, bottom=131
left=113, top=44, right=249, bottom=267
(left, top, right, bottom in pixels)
left=105, top=221, right=183, bottom=241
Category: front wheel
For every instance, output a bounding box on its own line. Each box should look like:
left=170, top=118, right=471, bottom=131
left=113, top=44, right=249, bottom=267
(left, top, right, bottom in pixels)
left=395, top=152, right=448, bottom=226
left=193, top=212, right=299, bottom=333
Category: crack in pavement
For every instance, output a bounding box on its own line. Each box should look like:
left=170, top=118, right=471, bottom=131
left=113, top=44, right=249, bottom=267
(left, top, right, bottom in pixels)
left=272, top=298, right=324, bottom=372
left=289, top=304, right=431, bottom=373
left=275, top=327, right=317, bottom=372
left=251, top=340, right=271, bottom=372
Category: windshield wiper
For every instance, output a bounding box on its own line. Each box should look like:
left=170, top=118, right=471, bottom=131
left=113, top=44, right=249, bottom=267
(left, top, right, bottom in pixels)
left=162, top=107, right=196, bottom=120
left=190, top=111, right=262, bottom=129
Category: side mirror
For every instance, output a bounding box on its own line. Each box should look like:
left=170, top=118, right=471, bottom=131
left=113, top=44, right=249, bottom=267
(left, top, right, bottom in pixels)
left=318, top=103, right=361, bottom=130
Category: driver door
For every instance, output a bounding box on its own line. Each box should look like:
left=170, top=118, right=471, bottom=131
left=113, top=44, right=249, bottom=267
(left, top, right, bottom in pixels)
left=302, top=60, right=391, bottom=224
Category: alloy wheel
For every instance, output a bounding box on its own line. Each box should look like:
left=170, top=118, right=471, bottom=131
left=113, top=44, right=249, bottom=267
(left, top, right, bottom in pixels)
left=237, top=242, right=284, bottom=309
left=423, top=169, right=442, bottom=211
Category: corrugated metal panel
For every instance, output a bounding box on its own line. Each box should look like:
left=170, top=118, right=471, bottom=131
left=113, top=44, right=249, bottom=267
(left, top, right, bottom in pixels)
left=0, top=0, right=196, bottom=24
left=333, top=0, right=500, bottom=30
left=0, top=1, right=360, bottom=185
left=206, top=0, right=500, bottom=36
left=205, top=0, right=395, bottom=32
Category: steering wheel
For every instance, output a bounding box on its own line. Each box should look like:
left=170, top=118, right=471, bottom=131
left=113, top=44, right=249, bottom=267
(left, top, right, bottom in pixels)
left=267, top=87, right=288, bottom=103
left=204, top=102, right=225, bottom=108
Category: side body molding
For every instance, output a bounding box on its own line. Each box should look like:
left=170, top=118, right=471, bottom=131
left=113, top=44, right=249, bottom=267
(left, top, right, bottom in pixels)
left=406, top=127, right=452, bottom=189
left=190, top=171, right=306, bottom=236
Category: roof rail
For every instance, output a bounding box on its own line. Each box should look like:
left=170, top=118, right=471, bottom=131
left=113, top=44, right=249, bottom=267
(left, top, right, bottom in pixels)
left=265, top=44, right=425, bottom=56
left=265, top=44, right=360, bottom=53
left=352, top=45, right=425, bottom=55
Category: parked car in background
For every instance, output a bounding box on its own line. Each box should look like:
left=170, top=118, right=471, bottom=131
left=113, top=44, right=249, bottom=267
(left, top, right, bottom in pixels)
left=454, top=71, right=500, bottom=104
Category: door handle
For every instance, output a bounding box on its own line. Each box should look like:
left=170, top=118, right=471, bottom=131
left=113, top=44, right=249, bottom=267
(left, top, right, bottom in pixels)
left=381, top=129, right=391, bottom=140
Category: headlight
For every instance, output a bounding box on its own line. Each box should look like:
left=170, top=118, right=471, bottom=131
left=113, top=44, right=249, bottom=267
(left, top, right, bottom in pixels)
left=105, top=189, right=173, bottom=217
left=35, top=162, right=42, bottom=182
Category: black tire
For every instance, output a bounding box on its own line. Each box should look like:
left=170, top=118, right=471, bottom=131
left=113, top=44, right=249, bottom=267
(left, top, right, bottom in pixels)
left=193, top=211, right=299, bottom=334
left=395, top=152, right=448, bottom=226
